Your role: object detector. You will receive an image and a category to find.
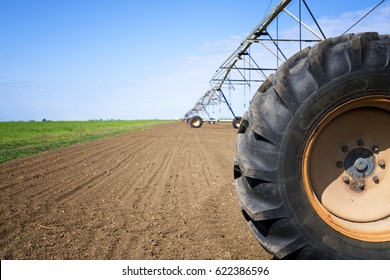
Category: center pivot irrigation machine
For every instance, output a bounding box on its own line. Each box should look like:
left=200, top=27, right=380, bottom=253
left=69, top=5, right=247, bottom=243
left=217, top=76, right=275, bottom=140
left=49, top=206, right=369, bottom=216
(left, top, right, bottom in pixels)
left=183, top=0, right=388, bottom=130
left=191, top=0, right=390, bottom=259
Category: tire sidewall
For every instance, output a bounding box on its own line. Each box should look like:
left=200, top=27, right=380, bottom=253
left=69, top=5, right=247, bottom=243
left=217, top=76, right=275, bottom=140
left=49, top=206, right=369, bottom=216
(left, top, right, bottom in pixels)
left=279, top=70, right=390, bottom=259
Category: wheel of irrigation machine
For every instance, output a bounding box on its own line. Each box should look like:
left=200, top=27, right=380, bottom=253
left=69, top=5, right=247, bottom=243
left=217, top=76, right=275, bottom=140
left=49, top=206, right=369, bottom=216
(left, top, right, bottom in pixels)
left=234, top=32, right=390, bottom=259
left=232, top=116, right=242, bottom=129
left=189, top=115, right=203, bottom=128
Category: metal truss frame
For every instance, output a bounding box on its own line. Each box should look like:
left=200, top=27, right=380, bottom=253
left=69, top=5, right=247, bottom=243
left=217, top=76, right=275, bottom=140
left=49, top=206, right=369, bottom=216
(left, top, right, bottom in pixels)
left=183, top=0, right=385, bottom=123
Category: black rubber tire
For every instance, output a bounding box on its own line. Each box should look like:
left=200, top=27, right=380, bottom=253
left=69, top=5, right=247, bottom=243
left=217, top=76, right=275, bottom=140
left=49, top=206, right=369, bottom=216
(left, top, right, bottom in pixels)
left=189, top=115, right=203, bottom=128
left=209, top=119, right=216, bottom=124
left=234, top=33, right=390, bottom=259
left=232, top=116, right=242, bottom=129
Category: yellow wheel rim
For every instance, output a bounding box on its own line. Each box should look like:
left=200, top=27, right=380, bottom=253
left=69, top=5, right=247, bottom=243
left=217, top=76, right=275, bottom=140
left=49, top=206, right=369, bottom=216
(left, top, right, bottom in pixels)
left=302, top=96, right=390, bottom=242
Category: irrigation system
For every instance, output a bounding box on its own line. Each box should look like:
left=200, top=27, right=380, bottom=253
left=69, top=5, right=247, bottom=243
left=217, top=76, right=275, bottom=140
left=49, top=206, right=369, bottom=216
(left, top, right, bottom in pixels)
left=183, top=0, right=386, bottom=128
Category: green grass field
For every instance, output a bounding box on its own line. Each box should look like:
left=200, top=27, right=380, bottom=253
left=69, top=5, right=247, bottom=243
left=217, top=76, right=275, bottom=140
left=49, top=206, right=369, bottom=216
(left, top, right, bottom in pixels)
left=0, top=120, right=171, bottom=164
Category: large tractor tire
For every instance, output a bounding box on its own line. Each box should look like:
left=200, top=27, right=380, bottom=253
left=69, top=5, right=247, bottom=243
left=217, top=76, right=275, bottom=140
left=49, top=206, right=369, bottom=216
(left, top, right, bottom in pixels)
left=234, top=33, right=390, bottom=259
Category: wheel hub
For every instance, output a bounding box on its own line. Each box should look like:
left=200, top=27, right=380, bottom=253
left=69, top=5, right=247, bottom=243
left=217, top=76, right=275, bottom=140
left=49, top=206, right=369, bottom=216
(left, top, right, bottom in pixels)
left=345, top=148, right=375, bottom=179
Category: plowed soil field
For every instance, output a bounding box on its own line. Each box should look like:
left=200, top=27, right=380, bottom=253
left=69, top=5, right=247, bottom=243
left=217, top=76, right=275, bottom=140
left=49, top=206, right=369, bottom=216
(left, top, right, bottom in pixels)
left=0, top=122, right=271, bottom=260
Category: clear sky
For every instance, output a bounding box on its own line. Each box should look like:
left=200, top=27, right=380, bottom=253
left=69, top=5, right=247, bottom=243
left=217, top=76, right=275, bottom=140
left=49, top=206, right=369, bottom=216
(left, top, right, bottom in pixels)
left=1, top=0, right=389, bottom=121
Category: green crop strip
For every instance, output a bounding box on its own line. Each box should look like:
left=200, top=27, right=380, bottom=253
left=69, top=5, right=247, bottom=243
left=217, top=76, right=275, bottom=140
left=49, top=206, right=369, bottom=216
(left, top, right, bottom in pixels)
left=0, top=120, right=172, bottom=163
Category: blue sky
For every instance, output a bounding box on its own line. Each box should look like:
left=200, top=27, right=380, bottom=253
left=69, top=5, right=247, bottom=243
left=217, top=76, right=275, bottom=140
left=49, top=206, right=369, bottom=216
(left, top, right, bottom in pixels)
left=0, top=0, right=389, bottom=121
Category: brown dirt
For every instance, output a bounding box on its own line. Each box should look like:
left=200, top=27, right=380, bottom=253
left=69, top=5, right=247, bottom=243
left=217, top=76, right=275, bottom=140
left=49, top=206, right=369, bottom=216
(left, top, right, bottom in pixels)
left=0, top=122, right=272, bottom=260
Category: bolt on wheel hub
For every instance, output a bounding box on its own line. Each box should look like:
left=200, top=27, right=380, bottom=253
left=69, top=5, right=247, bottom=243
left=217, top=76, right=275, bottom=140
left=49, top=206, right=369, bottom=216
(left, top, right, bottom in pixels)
left=354, top=158, right=368, bottom=171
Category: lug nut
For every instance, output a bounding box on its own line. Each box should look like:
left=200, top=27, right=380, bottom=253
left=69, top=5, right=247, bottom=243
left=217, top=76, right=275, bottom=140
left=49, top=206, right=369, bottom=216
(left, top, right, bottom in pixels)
left=372, top=146, right=380, bottom=154
left=342, top=176, right=350, bottom=184
left=357, top=139, right=364, bottom=146
left=342, top=146, right=349, bottom=153
left=357, top=182, right=365, bottom=190
left=372, top=176, right=380, bottom=184
left=336, top=161, right=344, bottom=168
left=379, top=160, right=386, bottom=169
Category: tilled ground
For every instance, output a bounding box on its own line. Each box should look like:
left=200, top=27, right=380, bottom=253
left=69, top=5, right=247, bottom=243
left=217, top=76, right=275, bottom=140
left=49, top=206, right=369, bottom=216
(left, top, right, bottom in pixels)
left=0, top=122, right=271, bottom=260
